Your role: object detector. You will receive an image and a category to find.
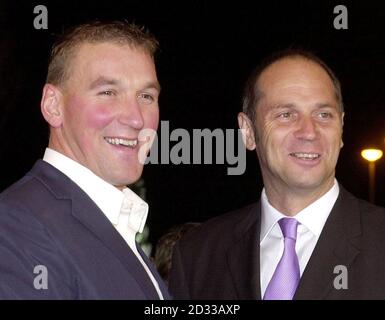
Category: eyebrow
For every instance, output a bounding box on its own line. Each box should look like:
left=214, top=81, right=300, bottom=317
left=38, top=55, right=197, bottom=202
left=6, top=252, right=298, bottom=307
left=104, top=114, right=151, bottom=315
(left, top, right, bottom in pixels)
left=314, top=103, right=338, bottom=109
left=272, top=102, right=337, bottom=110
left=142, top=81, right=161, bottom=93
left=271, top=103, right=296, bottom=110
left=89, top=77, right=161, bottom=92
left=89, top=77, right=121, bottom=90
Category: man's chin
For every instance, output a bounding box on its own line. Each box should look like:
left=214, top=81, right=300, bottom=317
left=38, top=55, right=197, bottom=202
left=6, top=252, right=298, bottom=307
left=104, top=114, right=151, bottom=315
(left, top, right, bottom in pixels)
left=285, top=175, right=330, bottom=192
left=109, top=169, right=144, bottom=190
left=128, top=168, right=145, bottom=184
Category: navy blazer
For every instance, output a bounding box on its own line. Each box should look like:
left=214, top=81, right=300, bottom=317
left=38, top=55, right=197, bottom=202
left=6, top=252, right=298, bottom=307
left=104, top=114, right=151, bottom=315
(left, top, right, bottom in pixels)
left=0, top=160, right=170, bottom=299
left=169, top=186, right=385, bottom=299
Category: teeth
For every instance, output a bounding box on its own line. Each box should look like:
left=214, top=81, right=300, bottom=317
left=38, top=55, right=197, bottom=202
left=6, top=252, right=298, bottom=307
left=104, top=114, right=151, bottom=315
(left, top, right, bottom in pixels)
left=104, top=137, right=138, bottom=147
left=290, top=152, right=320, bottom=160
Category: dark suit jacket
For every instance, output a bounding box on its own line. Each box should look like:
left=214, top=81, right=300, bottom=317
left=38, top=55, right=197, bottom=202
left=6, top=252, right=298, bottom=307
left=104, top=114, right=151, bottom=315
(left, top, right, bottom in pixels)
left=0, top=160, right=170, bottom=299
left=169, top=186, right=385, bottom=299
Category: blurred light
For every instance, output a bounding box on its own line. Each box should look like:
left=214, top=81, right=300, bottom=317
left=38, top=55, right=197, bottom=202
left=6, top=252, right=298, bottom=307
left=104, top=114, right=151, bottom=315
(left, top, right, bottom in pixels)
left=361, top=149, right=383, bottom=162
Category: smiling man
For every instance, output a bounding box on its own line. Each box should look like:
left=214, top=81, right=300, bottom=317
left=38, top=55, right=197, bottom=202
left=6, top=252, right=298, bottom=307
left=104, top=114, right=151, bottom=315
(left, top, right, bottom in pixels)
left=169, top=49, right=385, bottom=300
left=0, top=21, right=169, bottom=299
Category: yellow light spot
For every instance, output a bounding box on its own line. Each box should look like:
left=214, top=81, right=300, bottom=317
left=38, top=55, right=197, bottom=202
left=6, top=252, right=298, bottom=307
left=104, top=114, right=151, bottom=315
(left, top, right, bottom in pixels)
left=361, top=149, right=383, bottom=162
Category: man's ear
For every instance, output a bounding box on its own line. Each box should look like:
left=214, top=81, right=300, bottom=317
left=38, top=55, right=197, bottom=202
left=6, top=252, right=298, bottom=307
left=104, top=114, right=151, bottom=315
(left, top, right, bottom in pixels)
left=40, top=84, right=64, bottom=128
left=340, top=112, right=345, bottom=148
left=238, top=112, right=257, bottom=151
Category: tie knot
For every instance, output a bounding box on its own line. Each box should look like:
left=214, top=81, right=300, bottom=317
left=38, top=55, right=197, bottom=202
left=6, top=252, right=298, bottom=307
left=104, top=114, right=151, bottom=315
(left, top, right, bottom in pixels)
left=278, top=218, right=298, bottom=240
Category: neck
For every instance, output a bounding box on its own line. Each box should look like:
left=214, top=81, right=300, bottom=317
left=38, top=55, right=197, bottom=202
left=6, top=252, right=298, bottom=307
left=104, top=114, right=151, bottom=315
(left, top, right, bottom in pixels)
left=47, top=138, right=126, bottom=192
left=264, top=178, right=335, bottom=216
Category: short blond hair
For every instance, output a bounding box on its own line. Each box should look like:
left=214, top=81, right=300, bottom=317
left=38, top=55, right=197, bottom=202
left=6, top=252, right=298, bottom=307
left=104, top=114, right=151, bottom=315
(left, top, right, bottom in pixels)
left=46, top=21, right=159, bottom=86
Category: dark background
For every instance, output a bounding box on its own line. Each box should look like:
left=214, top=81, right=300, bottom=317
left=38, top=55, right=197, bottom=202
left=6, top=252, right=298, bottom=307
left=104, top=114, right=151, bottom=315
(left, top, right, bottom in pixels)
left=0, top=0, right=384, bottom=250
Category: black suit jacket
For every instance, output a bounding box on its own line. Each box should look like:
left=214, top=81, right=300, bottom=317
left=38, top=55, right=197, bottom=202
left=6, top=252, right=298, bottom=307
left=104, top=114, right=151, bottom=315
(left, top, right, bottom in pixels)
left=0, top=160, right=170, bottom=299
left=169, top=186, right=385, bottom=299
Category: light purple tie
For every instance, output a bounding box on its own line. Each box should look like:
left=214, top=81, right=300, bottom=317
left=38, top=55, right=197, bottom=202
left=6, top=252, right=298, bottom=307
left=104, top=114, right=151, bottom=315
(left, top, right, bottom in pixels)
left=263, top=218, right=300, bottom=300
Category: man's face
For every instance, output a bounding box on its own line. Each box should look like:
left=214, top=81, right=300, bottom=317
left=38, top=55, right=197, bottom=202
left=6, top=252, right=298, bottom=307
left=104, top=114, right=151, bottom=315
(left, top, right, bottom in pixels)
left=50, top=42, right=160, bottom=189
left=243, top=57, right=344, bottom=193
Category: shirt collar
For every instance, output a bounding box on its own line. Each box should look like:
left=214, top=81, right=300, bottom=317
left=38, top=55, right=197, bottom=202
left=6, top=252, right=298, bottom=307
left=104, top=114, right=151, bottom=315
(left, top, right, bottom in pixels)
left=43, top=148, right=148, bottom=233
left=260, top=179, right=339, bottom=242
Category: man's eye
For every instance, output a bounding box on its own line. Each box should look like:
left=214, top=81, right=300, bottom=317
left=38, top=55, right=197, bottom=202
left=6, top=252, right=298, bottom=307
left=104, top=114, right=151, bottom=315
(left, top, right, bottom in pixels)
left=98, top=90, right=115, bottom=96
left=319, top=112, right=332, bottom=119
left=138, top=93, right=155, bottom=103
left=278, top=112, right=292, bottom=119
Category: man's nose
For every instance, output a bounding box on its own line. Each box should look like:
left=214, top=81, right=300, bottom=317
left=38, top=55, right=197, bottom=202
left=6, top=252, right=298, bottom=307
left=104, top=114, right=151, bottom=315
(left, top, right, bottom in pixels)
left=294, top=116, right=318, bottom=141
left=117, top=98, right=144, bottom=130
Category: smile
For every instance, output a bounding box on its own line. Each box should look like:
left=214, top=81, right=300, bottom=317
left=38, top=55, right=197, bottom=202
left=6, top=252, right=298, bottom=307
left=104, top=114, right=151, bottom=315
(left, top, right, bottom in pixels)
left=289, top=152, right=321, bottom=160
left=104, top=137, right=138, bottom=148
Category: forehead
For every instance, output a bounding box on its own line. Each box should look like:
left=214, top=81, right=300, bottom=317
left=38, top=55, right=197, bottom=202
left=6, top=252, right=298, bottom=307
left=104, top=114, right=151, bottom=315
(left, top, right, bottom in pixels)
left=67, top=41, right=156, bottom=81
left=257, top=57, right=336, bottom=102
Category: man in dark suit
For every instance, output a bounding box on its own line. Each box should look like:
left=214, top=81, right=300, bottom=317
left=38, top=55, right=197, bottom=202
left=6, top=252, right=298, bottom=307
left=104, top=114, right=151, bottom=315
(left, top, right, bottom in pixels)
left=0, top=21, right=169, bottom=299
left=169, top=49, right=385, bottom=300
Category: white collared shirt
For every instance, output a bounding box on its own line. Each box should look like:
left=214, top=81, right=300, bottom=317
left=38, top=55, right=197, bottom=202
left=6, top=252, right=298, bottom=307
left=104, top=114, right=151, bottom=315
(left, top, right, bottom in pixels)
left=259, top=180, right=339, bottom=297
left=43, top=148, right=163, bottom=299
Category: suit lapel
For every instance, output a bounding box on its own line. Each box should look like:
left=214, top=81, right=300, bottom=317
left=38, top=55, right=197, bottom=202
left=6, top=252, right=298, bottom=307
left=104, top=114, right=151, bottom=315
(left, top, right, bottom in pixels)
left=30, top=160, right=160, bottom=300
left=70, top=196, right=160, bottom=299
left=137, top=244, right=171, bottom=299
left=294, top=187, right=361, bottom=299
left=227, top=203, right=262, bottom=299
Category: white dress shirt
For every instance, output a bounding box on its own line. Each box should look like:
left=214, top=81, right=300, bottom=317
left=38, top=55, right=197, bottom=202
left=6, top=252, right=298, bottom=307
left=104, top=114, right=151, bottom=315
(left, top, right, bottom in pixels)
left=43, top=148, right=164, bottom=299
left=259, top=180, right=339, bottom=297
